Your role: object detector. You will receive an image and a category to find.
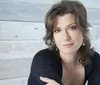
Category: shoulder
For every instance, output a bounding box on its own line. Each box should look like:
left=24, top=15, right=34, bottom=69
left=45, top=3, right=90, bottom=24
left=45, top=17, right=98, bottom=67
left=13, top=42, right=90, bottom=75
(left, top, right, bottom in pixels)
left=33, top=48, right=60, bottom=62
left=85, top=51, right=100, bottom=81
left=86, top=51, right=100, bottom=84
left=91, top=50, right=100, bottom=64
left=85, top=50, right=100, bottom=72
left=31, top=48, right=62, bottom=73
left=88, top=50, right=100, bottom=71
left=28, top=48, right=63, bottom=85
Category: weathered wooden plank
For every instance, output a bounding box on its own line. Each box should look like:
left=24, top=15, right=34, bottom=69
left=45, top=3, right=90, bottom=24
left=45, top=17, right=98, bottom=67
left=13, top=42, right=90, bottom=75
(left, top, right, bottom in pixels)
left=0, top=0, right=60, bottom=5
left=0, top=1, right=51, bottom=22
left=0, top=1, right=100, bottom=23
left=80, top=0, right=100, bottom=9
left=91, top=25, right=100, bottom=40
left=0, top=21, right=46, bottom=40
left=0, top=77, right=28, bottom=85
left=0, top=58, right=31, bottom=79
left=93, top=40, right=100, bottom=53
left=87, top=8, right=100, bottom=24
left=87, top=25, right=100, bottom=53
left=88, top=25, right=100, bottom=48
left=0, top=40, right=46, bottom=60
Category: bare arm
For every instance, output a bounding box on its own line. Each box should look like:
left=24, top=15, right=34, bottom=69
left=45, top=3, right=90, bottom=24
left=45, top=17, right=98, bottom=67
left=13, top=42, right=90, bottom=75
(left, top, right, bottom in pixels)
left=40, top=76, right=60, bottom=85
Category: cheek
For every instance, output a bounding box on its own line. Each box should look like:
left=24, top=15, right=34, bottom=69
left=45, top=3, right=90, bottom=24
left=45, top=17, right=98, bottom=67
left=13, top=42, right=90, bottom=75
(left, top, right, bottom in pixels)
left=54, top=37, right=60, bottom=44
left=76, top=34, right=83, bottom=40
left=53, top=34, right=60, bottom=42
left=73, top=33, right=83, bottom=45
left=53, top=35, right=61, bottom=47
left=72, top=31, right=83, bottom=40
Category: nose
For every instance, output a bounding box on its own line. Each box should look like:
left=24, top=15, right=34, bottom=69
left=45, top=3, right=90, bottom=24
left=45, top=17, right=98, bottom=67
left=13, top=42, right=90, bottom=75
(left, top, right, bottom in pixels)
left=63, top=30, right=71, bottom=41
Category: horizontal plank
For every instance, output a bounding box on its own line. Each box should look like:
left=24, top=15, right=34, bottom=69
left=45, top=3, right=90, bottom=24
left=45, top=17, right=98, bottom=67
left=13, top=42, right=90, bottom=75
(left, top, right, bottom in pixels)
left=0, top=0, right=60, bottom=5
left=88, top=25, right=100, bottom=52
left=93, top=40, right=100, bottom=54
left=87, top=8, right=100, bottom=24
left=0, top=40, right=47, bottom=60
left=0, top=58, right=31, bottom=79
left=91, top=25, right=100, bottom=40
left=86, top=25, right=100, bottom=53
left=0, top=1, right=100, bottom=23
left=0, top=77, right=28, bottom=85
left=0, top=1, right=51, bottom=22
left=1, top=0, right=100, bottom=9
left=0, top=21, right=46, bottom=40
left=81, top=0, right=100, bottom=9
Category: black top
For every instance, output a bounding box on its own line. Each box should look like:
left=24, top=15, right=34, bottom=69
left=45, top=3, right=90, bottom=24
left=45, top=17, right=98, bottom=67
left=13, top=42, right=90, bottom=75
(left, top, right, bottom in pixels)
left=28, top=48, right=100, bottom=85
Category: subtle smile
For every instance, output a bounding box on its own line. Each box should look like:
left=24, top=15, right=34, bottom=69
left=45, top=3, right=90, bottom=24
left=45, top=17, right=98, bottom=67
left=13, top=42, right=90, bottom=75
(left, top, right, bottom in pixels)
left=63, top=43, right=73, bottom=48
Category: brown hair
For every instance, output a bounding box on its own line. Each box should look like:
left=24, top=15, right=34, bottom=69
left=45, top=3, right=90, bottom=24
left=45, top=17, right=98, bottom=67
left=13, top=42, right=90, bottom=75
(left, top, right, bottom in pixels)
left=44, top=0, right=93, bottom=66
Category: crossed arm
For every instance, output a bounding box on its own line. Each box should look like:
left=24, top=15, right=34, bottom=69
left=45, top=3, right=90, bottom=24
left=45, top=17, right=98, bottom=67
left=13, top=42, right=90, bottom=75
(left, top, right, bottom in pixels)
left=40, top=76, right=60, bottom=85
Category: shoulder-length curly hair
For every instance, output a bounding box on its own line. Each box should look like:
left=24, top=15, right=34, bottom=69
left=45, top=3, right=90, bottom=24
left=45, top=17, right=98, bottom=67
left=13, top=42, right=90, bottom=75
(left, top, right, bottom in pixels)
left=44, top=0, right=94, bottom=66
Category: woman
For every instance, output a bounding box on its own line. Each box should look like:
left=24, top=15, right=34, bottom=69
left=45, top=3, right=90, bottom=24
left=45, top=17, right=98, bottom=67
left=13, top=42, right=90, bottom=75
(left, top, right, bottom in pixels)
left=28, top=0, right=100, bottom=85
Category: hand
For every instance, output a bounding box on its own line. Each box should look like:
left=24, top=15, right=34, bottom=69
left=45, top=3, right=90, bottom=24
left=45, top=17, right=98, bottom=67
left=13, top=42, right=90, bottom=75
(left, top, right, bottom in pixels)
left=40, top=76, right=60, bottom=85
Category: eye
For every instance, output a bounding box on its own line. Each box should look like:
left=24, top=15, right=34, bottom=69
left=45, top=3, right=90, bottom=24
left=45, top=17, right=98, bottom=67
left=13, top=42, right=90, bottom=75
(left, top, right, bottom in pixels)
left=53, top=29, right=61, bottom=33
left=69, top=26, right=77, bottom=30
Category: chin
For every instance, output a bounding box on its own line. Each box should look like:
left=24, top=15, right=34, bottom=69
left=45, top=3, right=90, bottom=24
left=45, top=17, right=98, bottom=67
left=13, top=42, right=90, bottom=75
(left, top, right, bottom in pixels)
left=60, top=49, right=76, bottom=54
left=60, top=46, right=80, bottom=54
left=64, top=51, right=75, bottom=54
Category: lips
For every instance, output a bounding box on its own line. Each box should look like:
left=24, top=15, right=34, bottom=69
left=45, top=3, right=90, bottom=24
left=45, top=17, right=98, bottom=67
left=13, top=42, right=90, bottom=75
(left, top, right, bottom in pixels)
left=63, top=43, right=73, bottom=47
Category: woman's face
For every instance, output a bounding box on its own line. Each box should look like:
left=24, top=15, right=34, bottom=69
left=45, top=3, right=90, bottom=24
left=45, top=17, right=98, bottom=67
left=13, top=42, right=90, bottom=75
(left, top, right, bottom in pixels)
left=53, top=13, right=83, bottom=54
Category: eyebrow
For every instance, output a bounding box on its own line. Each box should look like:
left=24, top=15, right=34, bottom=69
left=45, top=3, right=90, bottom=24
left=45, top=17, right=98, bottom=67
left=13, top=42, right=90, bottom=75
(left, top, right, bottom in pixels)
left=53, top=23, right=76, bottom=29
left=66, top=23, right=76, bottom=27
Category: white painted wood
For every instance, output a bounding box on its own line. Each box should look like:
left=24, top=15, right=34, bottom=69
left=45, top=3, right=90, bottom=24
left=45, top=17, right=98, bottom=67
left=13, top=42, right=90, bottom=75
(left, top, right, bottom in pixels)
left=0, top=1, right=100, bottom=23
left=0, top=0, right=100, bottom=8
left=89, top=25, right=100, bottom=53
left=80, top=0, right=100, bottom=9
left=0, top=2, right=51, bottom=22
left=90, top=25, right=100, bottom=40
left=0, top=21, right=45, bottom=40
left=93, top=40, right=100, bottom=54
left=88, top=25, right=100, bottom=53
left=0, top=0, right=61, bottom=4
left=0, top=40, right=46, bottom=60
left=87, top=8, right=100, bottom=24
left=0, top=58, right=31, bottom=79
left=0, top=77, right=28, bottom=85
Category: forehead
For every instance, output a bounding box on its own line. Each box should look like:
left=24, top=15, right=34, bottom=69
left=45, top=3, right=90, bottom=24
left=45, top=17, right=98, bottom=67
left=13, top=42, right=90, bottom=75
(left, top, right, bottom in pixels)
left=53, top=13, right=76, bottom=27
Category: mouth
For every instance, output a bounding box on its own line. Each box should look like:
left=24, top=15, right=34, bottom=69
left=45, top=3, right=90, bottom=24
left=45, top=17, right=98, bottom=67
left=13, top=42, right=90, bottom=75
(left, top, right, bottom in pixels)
left=63, top=43, right=73, bottom=48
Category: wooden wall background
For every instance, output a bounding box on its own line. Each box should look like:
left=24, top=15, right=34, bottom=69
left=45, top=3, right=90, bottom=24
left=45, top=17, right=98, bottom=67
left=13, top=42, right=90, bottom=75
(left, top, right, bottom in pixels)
left=0, top=0, right=100, bottom=85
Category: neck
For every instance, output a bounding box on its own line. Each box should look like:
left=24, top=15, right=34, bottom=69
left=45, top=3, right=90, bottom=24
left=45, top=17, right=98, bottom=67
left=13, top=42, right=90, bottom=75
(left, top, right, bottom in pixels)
left=60, top=51, right=80, bottom=67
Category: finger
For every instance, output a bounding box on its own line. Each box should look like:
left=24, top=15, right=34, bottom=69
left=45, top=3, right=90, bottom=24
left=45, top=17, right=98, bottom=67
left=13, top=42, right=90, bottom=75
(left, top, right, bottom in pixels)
left=40, top=76, right=53, bottom=83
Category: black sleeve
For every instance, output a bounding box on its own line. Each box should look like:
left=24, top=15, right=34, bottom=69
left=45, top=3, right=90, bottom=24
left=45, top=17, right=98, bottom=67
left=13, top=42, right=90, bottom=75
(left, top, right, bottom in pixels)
left=88, top=52, right=100, bottom=85
left=27, top=49, right=63, bottom=85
